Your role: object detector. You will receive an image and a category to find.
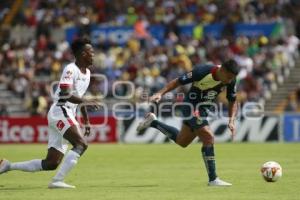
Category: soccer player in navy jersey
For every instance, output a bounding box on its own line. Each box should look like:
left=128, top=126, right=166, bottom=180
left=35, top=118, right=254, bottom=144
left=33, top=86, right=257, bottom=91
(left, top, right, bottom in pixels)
left=137, top=59, right=240, bottom=186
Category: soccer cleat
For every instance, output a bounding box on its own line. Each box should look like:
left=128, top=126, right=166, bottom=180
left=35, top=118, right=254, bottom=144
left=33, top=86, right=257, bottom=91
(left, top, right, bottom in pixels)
left=0, top=159, right=10, bottom=174
left=48, top=181, right=76, bottom=189
left=136, top=112, right=157, bottom=132
left=208, top=177, right=232, bottom=186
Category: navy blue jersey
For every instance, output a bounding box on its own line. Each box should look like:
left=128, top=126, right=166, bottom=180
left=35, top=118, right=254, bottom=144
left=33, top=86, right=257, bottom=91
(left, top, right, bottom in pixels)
left=178, top=64, right=237, bottom=106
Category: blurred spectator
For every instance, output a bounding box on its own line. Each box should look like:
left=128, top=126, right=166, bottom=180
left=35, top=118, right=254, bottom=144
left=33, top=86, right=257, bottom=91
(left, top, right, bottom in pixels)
left=285, top=94, right=298, bottom=112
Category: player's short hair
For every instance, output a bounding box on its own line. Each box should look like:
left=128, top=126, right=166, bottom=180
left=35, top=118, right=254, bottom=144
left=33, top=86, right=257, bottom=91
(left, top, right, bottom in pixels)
left=71, top=38, right=91, bottom=57
left=222, top=59, right=240, bottom=75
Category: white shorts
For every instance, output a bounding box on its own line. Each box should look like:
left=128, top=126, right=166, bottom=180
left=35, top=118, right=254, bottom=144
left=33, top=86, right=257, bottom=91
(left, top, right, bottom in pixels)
left=47, top=105, right=79, bottom=154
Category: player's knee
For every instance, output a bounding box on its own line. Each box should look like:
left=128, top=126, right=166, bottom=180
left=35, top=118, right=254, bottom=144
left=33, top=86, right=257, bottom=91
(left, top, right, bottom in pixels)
left=176, top=140, right=189, bottom=148
left=47, top=162, right=60, bottom=170
left=42, top=159, right=60, bottom=171
left=72, top=141, right=88, bottom=155
left=179, top=143, right=189, bottom=148
left=202, top=134, right=214, bottom=146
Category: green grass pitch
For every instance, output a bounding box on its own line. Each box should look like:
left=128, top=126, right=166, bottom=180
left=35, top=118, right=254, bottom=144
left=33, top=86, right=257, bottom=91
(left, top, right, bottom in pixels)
left=0, top=143, right=299, bottom=200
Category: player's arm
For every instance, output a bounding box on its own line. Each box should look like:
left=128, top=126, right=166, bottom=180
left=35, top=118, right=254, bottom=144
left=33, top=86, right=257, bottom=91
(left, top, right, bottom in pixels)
left=58, top=86, right=100, bottom=110
left=226, top=80, right=238, bottom=138
left=149, top=78, right=181, bottom=103
left=58, top=86, right=85, bottom=104
left=80, top=105, right=91, bottom=136
left=59, top=86, right=96, bottom=136
left=228, top=100, right=238, bottom=123
left=80, top=105, right=89, bottom=124
left=150, top=66, right=207, bottom=103
left=58, top=66, right=99, bottom=108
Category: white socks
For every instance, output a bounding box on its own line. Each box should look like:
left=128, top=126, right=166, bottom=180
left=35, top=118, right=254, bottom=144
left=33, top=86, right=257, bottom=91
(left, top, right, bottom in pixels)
left=10, top=159, right=43, bottom=172
left=8, top=150, right=80, bottom=182
left=52, top=150, right=80, bottom=182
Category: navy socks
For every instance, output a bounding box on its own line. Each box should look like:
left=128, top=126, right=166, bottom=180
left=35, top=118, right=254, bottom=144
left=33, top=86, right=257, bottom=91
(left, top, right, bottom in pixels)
left=201, top=146, right=217, bottom=181
left=150, top=120, right=179, bottom=142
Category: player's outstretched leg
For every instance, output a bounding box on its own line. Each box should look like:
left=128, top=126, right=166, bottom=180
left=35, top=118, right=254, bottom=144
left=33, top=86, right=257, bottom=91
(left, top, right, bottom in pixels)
left=0, top=159, right=12, bottom=174
left=48, top=125, right=87, bottom=189
left=197, top=126, right=232, bottom=186
left=137, top=112, right=197, bottom=147
left=0, top=148, right=64, bottom=175
left=137, top=112, right=179, bottom=142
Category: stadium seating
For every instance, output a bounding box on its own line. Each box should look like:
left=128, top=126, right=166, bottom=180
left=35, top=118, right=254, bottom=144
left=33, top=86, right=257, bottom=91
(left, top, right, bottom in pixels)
left=0, top=0, right=299, bottom=116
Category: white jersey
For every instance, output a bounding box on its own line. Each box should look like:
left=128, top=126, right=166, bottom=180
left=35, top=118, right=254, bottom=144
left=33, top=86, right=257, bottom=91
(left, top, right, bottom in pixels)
left=53, top=62, right=91, bottom=114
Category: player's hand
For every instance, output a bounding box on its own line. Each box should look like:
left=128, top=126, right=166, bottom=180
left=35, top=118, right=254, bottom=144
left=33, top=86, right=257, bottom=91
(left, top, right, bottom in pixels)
left=149, top=93, right=162, bottom=103
left=84, top=125, right=91, bottom=136
left=228, top=119, right=236, bottom=140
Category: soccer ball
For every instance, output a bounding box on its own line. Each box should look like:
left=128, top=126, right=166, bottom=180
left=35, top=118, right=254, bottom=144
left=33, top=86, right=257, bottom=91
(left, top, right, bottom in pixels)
left=261, top=161, right=282, bottom=182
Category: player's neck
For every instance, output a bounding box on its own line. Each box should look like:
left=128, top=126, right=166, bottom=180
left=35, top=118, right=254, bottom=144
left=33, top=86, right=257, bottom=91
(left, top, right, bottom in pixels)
left=213, top=68, right=221, bottom=81
left=75, top=60, right=88, bottom=74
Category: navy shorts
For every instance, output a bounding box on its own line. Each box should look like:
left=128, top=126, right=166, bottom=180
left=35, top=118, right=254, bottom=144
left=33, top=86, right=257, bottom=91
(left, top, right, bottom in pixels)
left=180, top=104, right=209, bottom=131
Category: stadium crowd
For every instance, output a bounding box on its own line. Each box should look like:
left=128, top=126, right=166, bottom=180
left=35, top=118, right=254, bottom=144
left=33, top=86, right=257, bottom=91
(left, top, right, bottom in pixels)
left=0, top=0, right=300, bottom=116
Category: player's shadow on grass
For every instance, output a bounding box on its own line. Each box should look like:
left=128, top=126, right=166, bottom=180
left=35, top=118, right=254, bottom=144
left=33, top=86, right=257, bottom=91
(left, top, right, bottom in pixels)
left=0, top=185, right=45, bottom=191
left=0, top=184, right=159, bottom=190
left=113, top=184, right=159, bottom=188
left=89, top=184, right=159, bottom=188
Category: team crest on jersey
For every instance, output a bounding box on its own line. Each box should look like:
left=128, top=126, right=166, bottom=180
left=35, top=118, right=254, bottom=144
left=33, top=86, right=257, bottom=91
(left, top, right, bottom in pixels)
left=64, top=70, right=73, bottom=80
left=56, top=120, right=65, bottom=131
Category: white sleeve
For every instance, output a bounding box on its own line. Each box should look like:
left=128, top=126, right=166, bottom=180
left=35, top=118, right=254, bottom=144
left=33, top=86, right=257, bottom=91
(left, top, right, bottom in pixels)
left=59, top=65, right=76, bottom=89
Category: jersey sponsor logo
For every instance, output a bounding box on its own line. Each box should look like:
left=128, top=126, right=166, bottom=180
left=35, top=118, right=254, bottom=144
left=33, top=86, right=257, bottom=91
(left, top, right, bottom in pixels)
left=199, top=90, right=218, bottom=101
left=76, top=77, right=87, bottom=81
left=206, top=90, right=218, bottom=100
left=56, top=120, right=65, bottom=131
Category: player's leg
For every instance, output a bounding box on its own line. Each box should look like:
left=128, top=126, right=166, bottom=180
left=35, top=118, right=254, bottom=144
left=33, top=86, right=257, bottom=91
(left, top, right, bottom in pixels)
left=137, top=112, right=196, bottom=147
left=49, top=125, right=87, bottom=188
left=174, top=123, right=197, bottom=148
left=195, top=125, right=232, bottom=186
left=0, top=158, right=43, bottom=174
left=0, top=143, right=64, bottom=174
left=196, top=125, right=217, bottom=182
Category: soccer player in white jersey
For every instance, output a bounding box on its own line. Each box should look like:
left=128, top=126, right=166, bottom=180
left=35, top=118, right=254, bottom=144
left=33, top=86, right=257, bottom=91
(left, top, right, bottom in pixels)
left=0, top=38, right=99, bottom=189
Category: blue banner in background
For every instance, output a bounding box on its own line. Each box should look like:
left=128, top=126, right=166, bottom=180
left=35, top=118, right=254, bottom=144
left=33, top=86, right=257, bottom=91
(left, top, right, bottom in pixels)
left=235, top=23, right=276, bottom=37
left=179, top=25, right=194, bottom=37
left=90, top=26, right=133, bottom=45
left=283, top=114, right=300, bottom=142
left=65, top=23, right=278, bottom=45
left=65, top=27, right=78, bottom=43
left=66, top=25, right=166, bottom=45
left=204, top=24, right=224, bottom=38
left=148, top=25, right=166, bottom=44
